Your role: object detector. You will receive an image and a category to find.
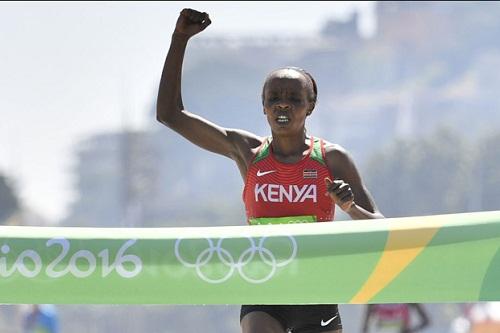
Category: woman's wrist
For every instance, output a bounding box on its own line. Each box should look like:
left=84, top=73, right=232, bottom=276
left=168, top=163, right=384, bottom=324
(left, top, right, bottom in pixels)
left=346, top=202, right=381, bottom=220
left=172, top=32, right=190, bottom=42
left=344, top=202, right=357, bottom=215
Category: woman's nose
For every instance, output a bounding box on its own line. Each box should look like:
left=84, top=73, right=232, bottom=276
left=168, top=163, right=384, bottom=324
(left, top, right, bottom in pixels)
left=274, top=101, right=291, bottom=110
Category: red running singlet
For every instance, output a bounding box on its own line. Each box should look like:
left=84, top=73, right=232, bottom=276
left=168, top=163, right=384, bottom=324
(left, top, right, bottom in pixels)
left=372, top=304, right=410, bottom=332
left=243, top=136, right=335, bottom=225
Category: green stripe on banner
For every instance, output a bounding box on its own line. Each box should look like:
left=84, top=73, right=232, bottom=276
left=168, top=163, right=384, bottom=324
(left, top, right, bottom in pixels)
left=0, top=211, right=499, bottom=304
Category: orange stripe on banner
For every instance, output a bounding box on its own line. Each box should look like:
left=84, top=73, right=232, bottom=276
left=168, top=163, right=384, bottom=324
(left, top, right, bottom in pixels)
left=350, top=225, right=440, bottom=303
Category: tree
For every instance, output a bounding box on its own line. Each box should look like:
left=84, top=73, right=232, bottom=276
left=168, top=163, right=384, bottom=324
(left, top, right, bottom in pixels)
left=477, top=132, right=500, bottom=211
left=0, top=173, right=19, bottom=224
left=364, top=128, right=472, bottom=217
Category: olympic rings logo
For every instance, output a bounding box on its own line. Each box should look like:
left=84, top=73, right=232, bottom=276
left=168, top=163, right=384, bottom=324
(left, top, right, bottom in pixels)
left=174, top=236, right=297, bottom=284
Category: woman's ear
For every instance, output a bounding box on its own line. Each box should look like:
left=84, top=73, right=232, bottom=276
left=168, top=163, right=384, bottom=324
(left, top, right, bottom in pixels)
left=307, top=102, right=316, bottom=115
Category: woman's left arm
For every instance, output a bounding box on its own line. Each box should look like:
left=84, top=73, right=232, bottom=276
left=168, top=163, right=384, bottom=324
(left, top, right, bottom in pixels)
left=324, top=144, right=384, bottom=220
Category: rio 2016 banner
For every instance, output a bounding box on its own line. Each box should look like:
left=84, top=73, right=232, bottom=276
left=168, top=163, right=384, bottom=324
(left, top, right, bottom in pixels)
left=1, top=211, right=499, bottom=304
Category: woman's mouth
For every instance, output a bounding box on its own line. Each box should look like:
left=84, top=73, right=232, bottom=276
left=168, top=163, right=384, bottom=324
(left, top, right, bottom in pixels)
left=276, top=115, right=290, bottom=124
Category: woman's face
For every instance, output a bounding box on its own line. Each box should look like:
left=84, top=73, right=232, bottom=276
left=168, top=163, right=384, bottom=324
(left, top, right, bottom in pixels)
left=262, top=70, right=314, bottom=136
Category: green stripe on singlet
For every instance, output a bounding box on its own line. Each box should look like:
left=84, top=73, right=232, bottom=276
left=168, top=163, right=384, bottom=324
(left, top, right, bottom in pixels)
left=310, top=138, right=326, bottom=165
left=249, top=215, right=317, bottom=225
left=253, top=137, right=325, bottom=165
left=253, top=139, right=271, bottom=164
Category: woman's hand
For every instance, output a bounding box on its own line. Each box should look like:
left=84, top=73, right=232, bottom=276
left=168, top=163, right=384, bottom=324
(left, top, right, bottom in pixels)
left=325, top=177, right=355, bottom=212
left=174, top=8, right=211, bottom=38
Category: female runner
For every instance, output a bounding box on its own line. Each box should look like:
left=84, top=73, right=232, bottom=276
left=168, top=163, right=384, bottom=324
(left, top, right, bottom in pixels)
left=157, top=8, right=384, bottom=333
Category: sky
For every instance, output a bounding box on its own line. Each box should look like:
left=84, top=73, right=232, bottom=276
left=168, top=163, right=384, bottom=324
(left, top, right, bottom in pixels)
left=0, top=1, right=375, bottom=223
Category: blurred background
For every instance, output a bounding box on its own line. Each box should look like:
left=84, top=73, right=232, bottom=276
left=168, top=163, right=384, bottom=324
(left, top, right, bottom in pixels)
left=1, top=1, right=500, bottom=332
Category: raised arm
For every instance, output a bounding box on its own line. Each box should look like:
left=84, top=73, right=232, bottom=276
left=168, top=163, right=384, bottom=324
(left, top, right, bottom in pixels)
left=156, top=9, right=261, bottom=161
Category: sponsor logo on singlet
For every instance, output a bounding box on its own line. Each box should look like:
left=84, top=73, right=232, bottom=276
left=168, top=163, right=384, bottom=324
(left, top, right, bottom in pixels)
left=256, top=170, right=276, bottom=177
left=254, top=184, right=317, bottom=203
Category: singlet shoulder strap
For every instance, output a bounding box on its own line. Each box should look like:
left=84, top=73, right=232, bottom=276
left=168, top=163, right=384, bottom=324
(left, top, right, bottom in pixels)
left=253, top=136, right=326, bottom=165
left=252, top=137, right=272, bottom=164
left=310, top=137, right=326, bottom=166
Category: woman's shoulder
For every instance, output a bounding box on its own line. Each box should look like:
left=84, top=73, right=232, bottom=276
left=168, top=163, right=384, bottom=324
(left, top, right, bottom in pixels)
left=227, top=129, right=266, bottom=164
left=322, top=140, right=349, bottom=157
left=321, top=140, right=357, bottom=173
left=227, top=128, right=265, bottom=148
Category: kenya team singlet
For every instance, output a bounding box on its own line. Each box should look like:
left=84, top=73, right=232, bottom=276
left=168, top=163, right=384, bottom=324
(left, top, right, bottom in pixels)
left=372, top=304, right=410, bottom=332
left=243, top=136, right=335, bottom=225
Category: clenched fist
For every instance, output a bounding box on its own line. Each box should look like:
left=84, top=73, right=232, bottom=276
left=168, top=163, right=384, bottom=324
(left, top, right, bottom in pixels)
left=174, top=8, right=211, bottom=38
left=325, top=177, right=355, bottom=212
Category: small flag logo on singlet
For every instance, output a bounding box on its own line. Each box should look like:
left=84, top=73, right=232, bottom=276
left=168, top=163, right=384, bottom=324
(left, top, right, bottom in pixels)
left=303, top=169, right=318, bottom=179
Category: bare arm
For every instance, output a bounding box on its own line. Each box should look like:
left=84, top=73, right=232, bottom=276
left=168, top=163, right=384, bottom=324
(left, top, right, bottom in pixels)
left=156, top=9, right=261, bottom=161
left=325, top=144, right=384, bottom=220
left=362, top=305, right=375, bottom=333
left=405, top=304, right=430, bottom=333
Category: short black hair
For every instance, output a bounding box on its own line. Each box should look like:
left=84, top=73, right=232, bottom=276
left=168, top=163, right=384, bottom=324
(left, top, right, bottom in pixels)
left=261, top=67, right=318, bottom=107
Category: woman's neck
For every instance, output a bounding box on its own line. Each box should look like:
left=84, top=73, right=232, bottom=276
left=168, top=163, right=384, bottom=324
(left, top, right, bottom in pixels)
left=271, top=132, right=309, bottom=160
